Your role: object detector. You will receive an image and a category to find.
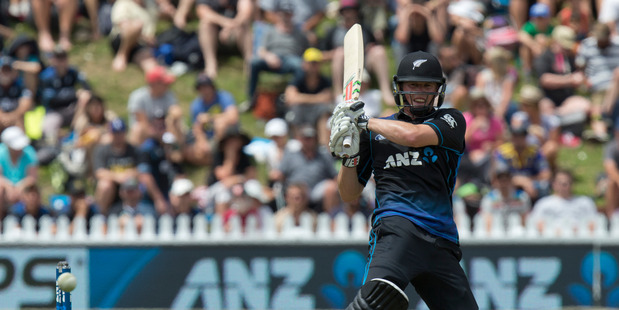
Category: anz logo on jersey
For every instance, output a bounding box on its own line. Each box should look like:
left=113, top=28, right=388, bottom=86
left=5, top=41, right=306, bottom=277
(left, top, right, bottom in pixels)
left=384, top=147, right=437, bottom=169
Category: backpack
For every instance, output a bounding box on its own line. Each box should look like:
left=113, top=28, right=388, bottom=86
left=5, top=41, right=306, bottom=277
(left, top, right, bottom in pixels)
left=156, top=26, right=204, bottom=70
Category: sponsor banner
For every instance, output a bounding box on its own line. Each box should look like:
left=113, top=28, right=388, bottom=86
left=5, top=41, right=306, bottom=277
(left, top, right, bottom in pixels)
left=2, top=244, right=619, bottom=309
left=0, top=248, right=88, bottom=309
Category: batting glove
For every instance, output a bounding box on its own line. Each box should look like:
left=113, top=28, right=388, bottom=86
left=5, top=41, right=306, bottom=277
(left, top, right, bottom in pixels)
left=329, top=116, right=360, bottom=158
left=333, top=100, right=366, bottom=125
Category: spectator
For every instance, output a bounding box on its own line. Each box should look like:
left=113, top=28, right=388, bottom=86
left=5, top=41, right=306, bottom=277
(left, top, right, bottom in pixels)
left=127, top=66, right=179, bottom=145
left=437, top=43, right=470, bottom=110
left=206, top=126, right=256, bottom=186
left=30, top=0, right=78, bottom=52
left=93, top=118, right=140, bottom=215
left=109, top=177, right=157, bottom=234
left=283, top=47, right=333, bottom=147
left=459, top=88, right=505, bottom=187
left=195, top=0, right=254, bottom=78
left=518, top=3, right=554, bottom=77
left=475, top=46, right=519, bottom=124
left=392, top=0, right=447, bottom=61
left=190, top=74, right=239, bottom=141
left=224, top=179, right=273, bottom=232
left=603, top=123, right=619, bottom=217
left=447, top=0, right=485, bottom=65
left=138, top=114, right=184, bottom=215
left=273, top=124, right=339, bottom=213
left=8, top=181, right=51, bottom=232
left=260, top=0, right=327, bottom=45
left=247, top=1, right=308, bottom=102
left=577, top=23, right=619, bottom=142
left=0, top=126, right=38, bottom=211
left=534, top=25, right=591, bottom=133
left=273, top=182, right=316, bottom=232
left=39, top=48, right=93, bottom=146
left=493, top=125, right=552, bottom=201
left=62, top=179, right=100, bottom=234
left=169, top=178, right=200, bottom=218
left=0, top=56, right=33, bottom=131
left=73, top=95, right=116, bottom=158
left=529, top=169, right=598, bottom=234
left=478, top=167, right=531, bottom=233
left=511, top=85, right=561, bottom=172
left=109, top=0, right=159, bottom=72
left=557, top=0, right=592, bottom=40
left=6, top=35, right=42, bottom=94
left=323, top=0, right=394, bottom=106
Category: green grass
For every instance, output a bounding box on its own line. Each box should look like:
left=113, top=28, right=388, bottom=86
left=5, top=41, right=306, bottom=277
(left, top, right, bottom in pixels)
left=9, top=17, right=607, bottom=210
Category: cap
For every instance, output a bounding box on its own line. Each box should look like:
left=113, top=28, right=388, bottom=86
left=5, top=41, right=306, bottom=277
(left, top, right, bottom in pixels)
left=170, top=178, right=194, bottom=196
left=109, top=118, right=127, bottom=133
left=1, top=126, right=30, bottom=150
left=265, top=118, right=288, bottom=137
left=299, top=125, right=317, bottom=138
left=552, top=25, right=576, bottom=50
left=447, top=0, right=485, bottom=23
left=120, top=178, right=140, bottom=190
left=519, top=84, right=544, bottom=104
left=195, top=73, right=215, bottom=89
left=0, top=56, right=14, bottom=69
left=339, top=0, right=360, bottom=11
left=146, top=66, right=175, bottom=85
left=244, top=179, right=267, bottom=203
left=593, top=23, right=611, bottom=40
left=529, top=3, right=550, bottom=18
left=303, top=48, right=323, bottom=62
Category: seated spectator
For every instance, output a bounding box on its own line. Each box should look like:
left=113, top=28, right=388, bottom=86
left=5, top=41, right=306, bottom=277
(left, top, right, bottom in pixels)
left=127, top=66, right=179, bottom=145
left=169, top=178, right=200, bottom=218
left=478, top=167, right=531, bottom=233
left=0, top=56, right=33, bottom=131
left=437, top=44, right=470, bottom=110
left=260, top=0, right=327, bottom=46
left=475, top=46, right=519, bottom=124
left=109, top=177, right=157, bottom=234
left=7, top=35, right=42, bottom=94
left=459, top=88, right=505, bottom=187
left=273, top=182, right=316, bottom=232
left=392, top=0, right=447, bottom=60
left=206, top=126, right=256, bottom=187
left=323, top=0, right=394, bottom=105
left=284, top=48, right=333, bottom=146
left=93, top=118, right=139, bottom=215
left=73, top=95, right=117, bottom=174
left=557, top=0, right=592, bottom=40
left=109, top=0, right=159, bottom=72
left=62, top=179, right=100, bottom=234
left=518, top=3, right=554, bottom=77
left=493, top=125, right=552, bottom=201
left=529, top=169, right=598, bottom=234
left=138, top=114, right=184, bottom=215
left=447, top=0, right=485, bottom=65
left=534, top=25, right=591, bottom=133
left=511, top=85, right=561, bottom=172
left=224, top=179, right=273, bottom=232
left=30, top=0, right=78, bottom=52
left=272, top=124, right=339, bottom=213
left=8, top=182, right=51, bottom=231
left=190, top=74, right=239, bottom=141
left=195, top=0, right=254, bottom=78
left=0, top=126, right=38, bottom=212
left=39, top=48, right=92, bottom=146
left=247, top=2, right=308, bottom=102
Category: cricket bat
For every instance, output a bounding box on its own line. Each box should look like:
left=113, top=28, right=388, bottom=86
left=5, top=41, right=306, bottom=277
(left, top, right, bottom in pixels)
left=341, top=23, right=364, bottom=148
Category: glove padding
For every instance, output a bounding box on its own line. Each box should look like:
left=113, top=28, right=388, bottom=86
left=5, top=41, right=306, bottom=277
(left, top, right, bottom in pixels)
left=329, top=115, right=360, bottom=158
left=333, top=100, right=369, bottom=131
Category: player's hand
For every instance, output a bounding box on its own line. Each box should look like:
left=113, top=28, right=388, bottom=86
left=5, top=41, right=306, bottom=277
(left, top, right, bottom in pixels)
left=329, top=115, right=359, bottom=157
left=333, top=100, right=367, bottom=126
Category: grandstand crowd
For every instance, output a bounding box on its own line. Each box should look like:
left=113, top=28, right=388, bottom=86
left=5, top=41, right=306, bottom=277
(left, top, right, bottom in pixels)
left=0, top=0, right=618, bottom=237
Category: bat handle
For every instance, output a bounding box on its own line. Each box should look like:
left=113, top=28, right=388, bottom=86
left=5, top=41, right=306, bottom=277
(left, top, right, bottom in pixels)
left=342, top=101, right=365, bottom=149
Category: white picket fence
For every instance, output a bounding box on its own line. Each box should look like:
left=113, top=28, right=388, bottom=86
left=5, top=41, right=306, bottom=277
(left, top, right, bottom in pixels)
left=1, top=211, right=619, bottom=244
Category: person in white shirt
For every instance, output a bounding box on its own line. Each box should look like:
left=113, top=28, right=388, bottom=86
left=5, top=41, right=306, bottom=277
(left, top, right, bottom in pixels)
left=529, top=169, right=599, bottom=234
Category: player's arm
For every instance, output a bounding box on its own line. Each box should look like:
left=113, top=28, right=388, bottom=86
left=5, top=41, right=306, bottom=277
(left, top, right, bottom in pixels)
left=337, top=166, right=365, bottom=202
left=365, top=118, right=438, bottom=147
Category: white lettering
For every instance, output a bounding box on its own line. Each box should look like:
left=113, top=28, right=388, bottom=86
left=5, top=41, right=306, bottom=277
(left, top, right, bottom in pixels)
left=270, top=258, right=314, bottom=310
left=383, top=152, right=422, bottom=169
left=172, top=258, right=222, bottom=310
left=471, top=258, right=517, bottom=309
left=395, top=152, right=409, bottom=167
left=224, top=258, right=268, bottom=310
left=518, top=258, right=561, bottom=309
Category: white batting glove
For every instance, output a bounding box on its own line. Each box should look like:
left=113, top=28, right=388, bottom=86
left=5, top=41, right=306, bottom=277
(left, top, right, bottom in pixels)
left=333, top=100, right=368, bottom=131
left=329, top=116, right=359, bottom=158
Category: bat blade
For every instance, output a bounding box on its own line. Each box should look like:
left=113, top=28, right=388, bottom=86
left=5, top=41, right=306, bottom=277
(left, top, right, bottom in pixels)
left=341, top=23, right=364, bottom=149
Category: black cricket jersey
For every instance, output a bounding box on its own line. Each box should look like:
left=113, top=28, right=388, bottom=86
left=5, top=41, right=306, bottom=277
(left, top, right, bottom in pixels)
left=355, top=108, right=466, bottom=244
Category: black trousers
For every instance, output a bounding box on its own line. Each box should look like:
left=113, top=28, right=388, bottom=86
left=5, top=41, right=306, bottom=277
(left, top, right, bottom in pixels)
left=364, top=216, right=478, bottom=310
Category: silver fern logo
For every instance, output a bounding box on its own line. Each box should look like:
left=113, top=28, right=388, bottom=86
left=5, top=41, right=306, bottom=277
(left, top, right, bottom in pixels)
left=412, top=59, right=427, bottom=70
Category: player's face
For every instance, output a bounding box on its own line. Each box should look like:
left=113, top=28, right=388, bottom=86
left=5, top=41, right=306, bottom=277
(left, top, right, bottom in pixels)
left=401, top=81, right=438, bottom=108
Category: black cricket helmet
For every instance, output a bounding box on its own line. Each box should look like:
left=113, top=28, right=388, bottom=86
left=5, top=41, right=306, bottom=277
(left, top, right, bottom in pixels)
left=392, top=51, right=446, bottom=117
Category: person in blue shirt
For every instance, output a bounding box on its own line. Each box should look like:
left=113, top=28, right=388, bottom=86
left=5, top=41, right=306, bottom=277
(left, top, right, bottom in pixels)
left=330, top=51, right=478, bottom=309
left=8, top=182, right=51, bottom=231
left=185, top=74, right=239, bottom=166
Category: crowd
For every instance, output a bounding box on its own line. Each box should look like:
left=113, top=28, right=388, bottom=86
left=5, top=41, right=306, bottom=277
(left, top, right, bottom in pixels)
left=0, top=0, right=618, bottom=237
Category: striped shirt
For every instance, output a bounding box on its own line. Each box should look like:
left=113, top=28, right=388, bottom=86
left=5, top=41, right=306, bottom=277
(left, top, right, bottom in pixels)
left=576, top=36, right=619, bottom=91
